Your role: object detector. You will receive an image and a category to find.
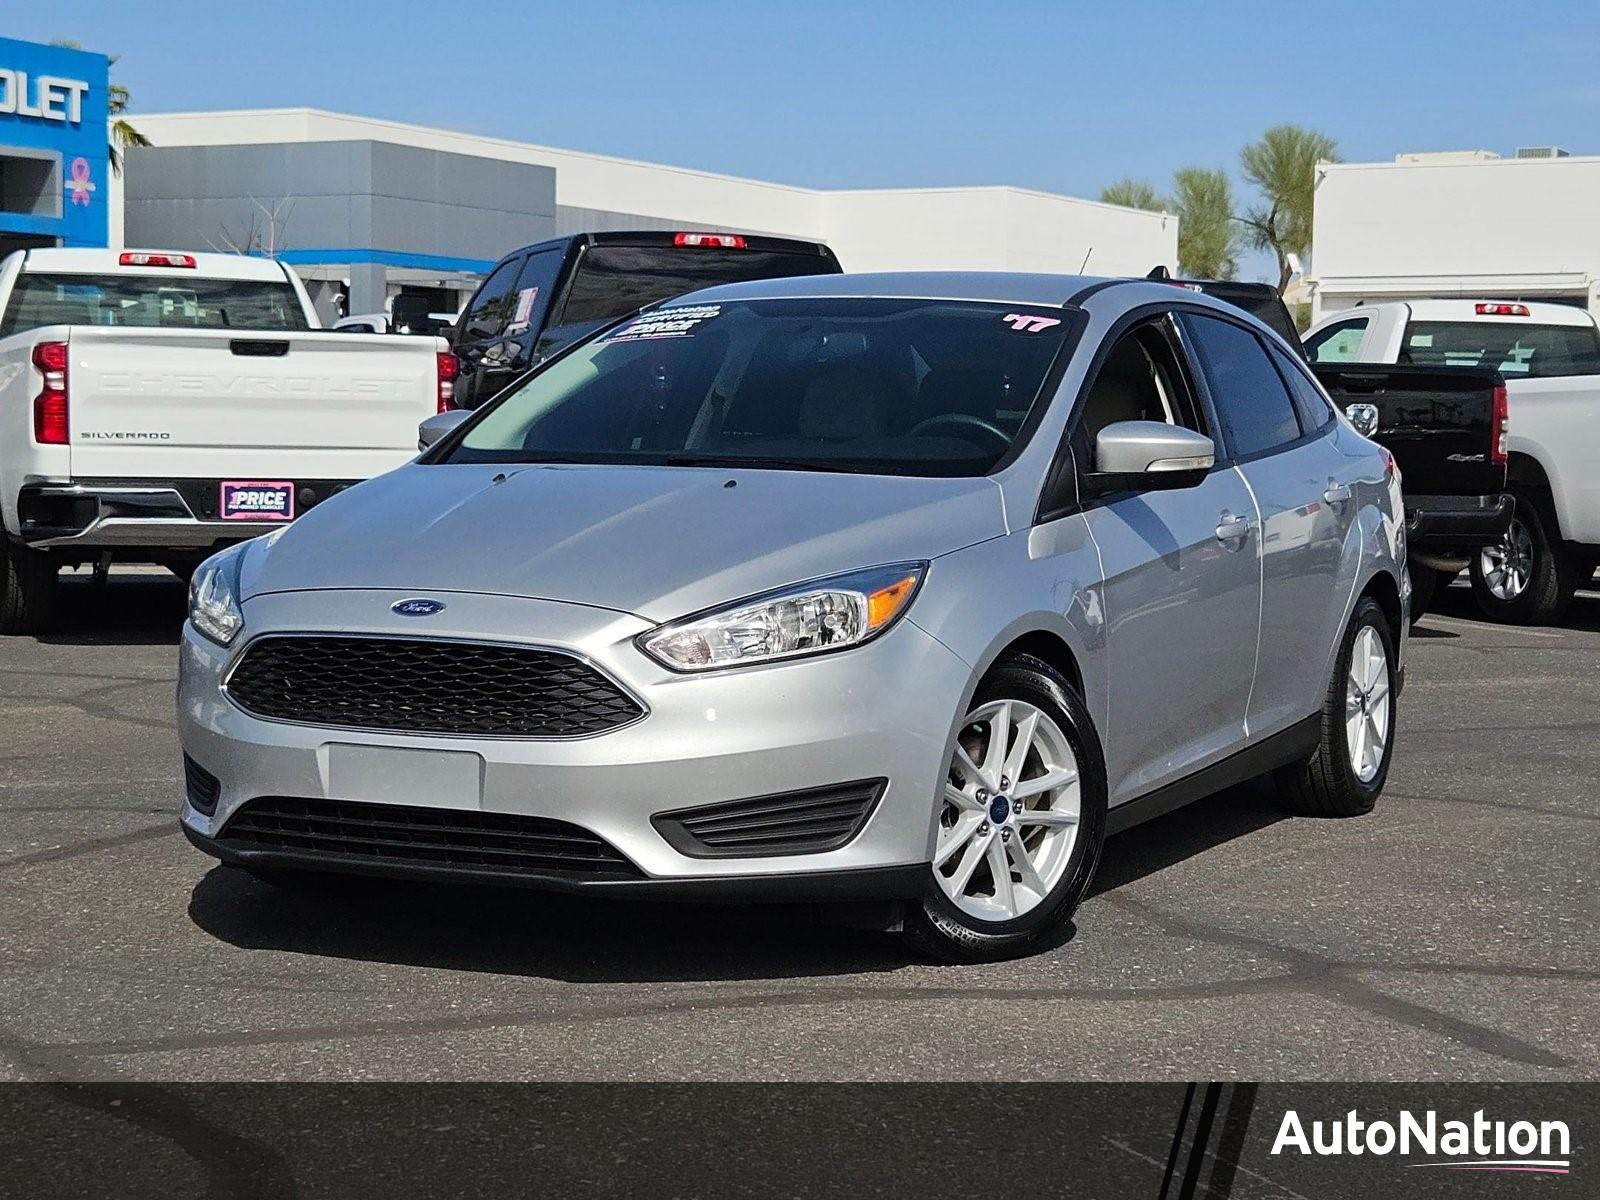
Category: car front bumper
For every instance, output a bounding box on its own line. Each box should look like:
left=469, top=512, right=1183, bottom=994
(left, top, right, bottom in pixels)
left=177, top=588, right=971, bottom=898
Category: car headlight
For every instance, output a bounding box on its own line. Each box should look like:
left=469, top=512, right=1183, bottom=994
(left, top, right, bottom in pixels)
left=188, top=544, right=247, bottom=646
left=639, top=562, right=927, bottom=672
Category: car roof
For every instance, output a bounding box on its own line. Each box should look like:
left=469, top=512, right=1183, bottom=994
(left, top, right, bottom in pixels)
left=656, top=271, right=1261, bottom=318
left=18, top=247, right=293, bottom=281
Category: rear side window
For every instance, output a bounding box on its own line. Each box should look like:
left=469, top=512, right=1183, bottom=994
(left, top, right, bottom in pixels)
left=1269, top=344, right=1336, bottom=432
left=1402, top=320, right=1600, bottom=378
left=458, top=257, right=523, bottom=342
left=556, top=245, right=837, bottom=328
left=1183, top=313, right=1302, bottom=458
left=1305, top=317, right=1369, bottom=363
left=0, top=273, right=310, bottom=335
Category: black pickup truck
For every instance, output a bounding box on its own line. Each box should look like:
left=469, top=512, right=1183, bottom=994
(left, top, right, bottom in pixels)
left=449, top=230, right=842, bottom=408
left=1180, top=278, right=1512, bottom=621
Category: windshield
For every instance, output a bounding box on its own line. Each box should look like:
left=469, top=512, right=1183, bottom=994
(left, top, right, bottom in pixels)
left=445, top=297, right=1072, bottom=476
left=0, top=273, right=311, bottom=335
left=1403, top=320, right=1600, bottom=379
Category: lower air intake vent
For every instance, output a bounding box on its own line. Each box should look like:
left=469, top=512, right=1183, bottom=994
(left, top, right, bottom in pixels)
left=219, top=797, right=642, bottom=879
left=183, top=754, right=221, bottom=815
left=652, top=779, right=886, bottom=858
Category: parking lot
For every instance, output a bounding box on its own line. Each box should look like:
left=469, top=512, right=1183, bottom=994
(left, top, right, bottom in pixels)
left=0, top=570, right=1596, bottom=1082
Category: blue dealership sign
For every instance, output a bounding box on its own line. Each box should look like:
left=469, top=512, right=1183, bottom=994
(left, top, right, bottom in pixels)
left=0, top=36, right=111, bottom=248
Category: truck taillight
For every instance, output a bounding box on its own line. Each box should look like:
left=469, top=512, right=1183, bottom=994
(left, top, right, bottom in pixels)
left=673, top=232, right=746, bottom=248
left=119, top=252, right=197, bottom=268
left=1490, top=383, right=1509, bottom=466
left=436, top=351, right=460, bottom=412
left=31, top=341, right=69, bottom=445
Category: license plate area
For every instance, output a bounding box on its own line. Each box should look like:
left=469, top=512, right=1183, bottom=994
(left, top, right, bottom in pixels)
left=321, top=744, right=484, bottom=811
left=220, top=480, right=295, bottom=521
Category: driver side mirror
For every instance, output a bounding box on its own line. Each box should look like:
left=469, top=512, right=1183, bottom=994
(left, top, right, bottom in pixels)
left=1090, top=420, right=1215, bottom=492
left=418, top=408, right=471, bottom=451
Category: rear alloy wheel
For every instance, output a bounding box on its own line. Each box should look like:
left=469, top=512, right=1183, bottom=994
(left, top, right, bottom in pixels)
left=1469, top=495, right=1579, bottom=625
left=907, top=654, right=1106, bottom=963
left=1275, top=595, right=1396, bottom=817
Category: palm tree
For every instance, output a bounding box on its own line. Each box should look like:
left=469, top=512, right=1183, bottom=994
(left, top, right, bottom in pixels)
left=49, top=40, right=152, bottom=175
left=1170, top=167, right=1239, bottom=279
left=1238, top=125, right=1338, bottom=293
left=1098, top=178, right=1166, bottom=213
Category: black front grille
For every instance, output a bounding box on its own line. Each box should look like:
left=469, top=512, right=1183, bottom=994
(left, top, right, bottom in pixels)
left=219, top=796, right=642, bottom=878
left=183, top=754, right=221, bottom=815
left=226, top=636, right=644, bottom=738
left=652, top=779, right=886, bottom=858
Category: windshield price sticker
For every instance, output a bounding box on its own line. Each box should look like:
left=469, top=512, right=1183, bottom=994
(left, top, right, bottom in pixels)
left=1003, top=312, right=1062, bottom=333
left=506, top=287, right=539, bottom=333
left=603, top=304, right=722, bottom=344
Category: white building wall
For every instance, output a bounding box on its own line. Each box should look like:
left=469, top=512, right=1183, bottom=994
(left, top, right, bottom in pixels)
left=130, top=108, right=1175, bottom=275
left=1311, top=156, right=1600, bottom=318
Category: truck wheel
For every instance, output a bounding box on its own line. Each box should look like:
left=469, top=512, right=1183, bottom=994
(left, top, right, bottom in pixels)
left=1274, top=595, right=1395, bottom=817
left=0, top=537, right=59, bottom=636
left=1469, top=495, right=1578, bottom=625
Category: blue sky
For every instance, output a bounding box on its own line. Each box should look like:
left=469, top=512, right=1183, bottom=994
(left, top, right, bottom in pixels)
left=17, top=1, right=1600, bottom=280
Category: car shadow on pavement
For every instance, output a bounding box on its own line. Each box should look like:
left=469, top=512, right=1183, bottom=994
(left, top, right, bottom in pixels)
left=185, top=785, right=1290, bottom=982
left=1090, top=775, right=1288, bottom=897
left=187, top=864, right=926, bottom=983
left=36, top=571, right=186, bottom=647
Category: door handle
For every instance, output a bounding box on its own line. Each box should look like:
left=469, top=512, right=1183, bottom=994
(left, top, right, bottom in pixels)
left=1215, top=513, right=1255, bottom=544
left=1323, top=482, right=1353, bottom=507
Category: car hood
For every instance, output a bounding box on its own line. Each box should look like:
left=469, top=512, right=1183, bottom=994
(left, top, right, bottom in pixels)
left=239, top=462, right=1007, bottom=621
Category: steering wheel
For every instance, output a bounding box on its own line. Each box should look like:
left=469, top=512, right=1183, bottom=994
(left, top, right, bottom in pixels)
left=907, top=412, right=1011, bottom=452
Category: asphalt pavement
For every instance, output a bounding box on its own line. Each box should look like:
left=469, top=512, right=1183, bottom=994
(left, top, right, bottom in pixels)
left=1, top=569, right=1595, bottom=1081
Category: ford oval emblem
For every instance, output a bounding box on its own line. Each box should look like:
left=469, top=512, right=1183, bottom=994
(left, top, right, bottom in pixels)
left=392, top=598, right=446, bottom=617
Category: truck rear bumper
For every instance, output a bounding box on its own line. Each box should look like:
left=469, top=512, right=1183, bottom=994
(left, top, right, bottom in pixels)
left=1406, top=493, right=1513, bottom=554
left=15, top=480, right=354, bottom=551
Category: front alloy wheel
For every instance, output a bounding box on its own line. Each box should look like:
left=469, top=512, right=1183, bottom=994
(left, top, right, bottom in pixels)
left=907, top=653, right=1107, bottom=963
left=935, top=699, right=1081, bottom=922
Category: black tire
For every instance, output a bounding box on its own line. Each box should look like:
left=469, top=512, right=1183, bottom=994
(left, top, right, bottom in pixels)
left=1406, top=564, right=1438, bottom=625
left=0, top=537, right=59, bottom=636
left=1274, top=595, right=1396, bottom=817
left=1469, top=493, right=1580, bottom=625
left=905, top=653, right=1107, bottom=964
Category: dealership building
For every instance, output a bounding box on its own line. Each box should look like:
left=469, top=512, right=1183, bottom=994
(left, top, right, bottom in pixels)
left=0, top=36, right=1180, bottom=323
left=0, top=37, right=111, bottom=258
left=1308, top=148, right=1600, bottom=320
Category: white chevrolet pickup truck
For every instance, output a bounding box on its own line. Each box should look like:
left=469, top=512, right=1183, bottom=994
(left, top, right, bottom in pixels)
left=1306, top=299, right=1600, bottom=624
left=0, top=248, right=457, bottom=633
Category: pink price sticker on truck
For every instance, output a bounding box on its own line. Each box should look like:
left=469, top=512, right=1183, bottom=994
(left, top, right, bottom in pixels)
left=220, top=481, right=296, bottom=521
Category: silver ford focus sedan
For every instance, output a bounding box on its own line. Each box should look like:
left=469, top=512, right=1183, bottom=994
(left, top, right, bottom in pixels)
left=178, top=273, right=1406, bottom=961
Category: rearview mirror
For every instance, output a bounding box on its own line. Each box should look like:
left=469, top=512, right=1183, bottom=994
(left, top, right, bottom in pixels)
left=418, top=408, right=471, bottom=451
left=1092, top=421, right=1215, bottom=490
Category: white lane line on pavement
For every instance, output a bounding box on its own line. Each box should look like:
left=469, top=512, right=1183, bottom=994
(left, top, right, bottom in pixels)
left=1423, top=615, right=1564, bottom=639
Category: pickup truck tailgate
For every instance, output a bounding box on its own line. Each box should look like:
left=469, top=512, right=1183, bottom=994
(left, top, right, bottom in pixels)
left=62, top=326, right=441, bottom=480
left=1312, top=363, right=1506, bottom=497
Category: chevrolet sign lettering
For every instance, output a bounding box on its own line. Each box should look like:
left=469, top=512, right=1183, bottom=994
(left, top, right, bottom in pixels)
left=0, top=69, right=89, bottom=124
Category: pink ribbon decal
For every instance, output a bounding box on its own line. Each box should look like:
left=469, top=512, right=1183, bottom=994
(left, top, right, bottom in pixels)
left=67, top=157, right=96, bottom=207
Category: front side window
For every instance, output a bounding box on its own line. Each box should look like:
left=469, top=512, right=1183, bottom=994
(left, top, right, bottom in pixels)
left=445, top=298, right=1072, bottom=477
left=1077, top=318, right=1207, bottom=446
left=0, top=274, right=309, bottom=335
left=458, top=258, right=523, bottom=342
left=1183, top=313, right=1302, bottom=458
left=1402, top=320, right=1600, bottom=378
left=1305, top=317, right=1369, bottom=363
